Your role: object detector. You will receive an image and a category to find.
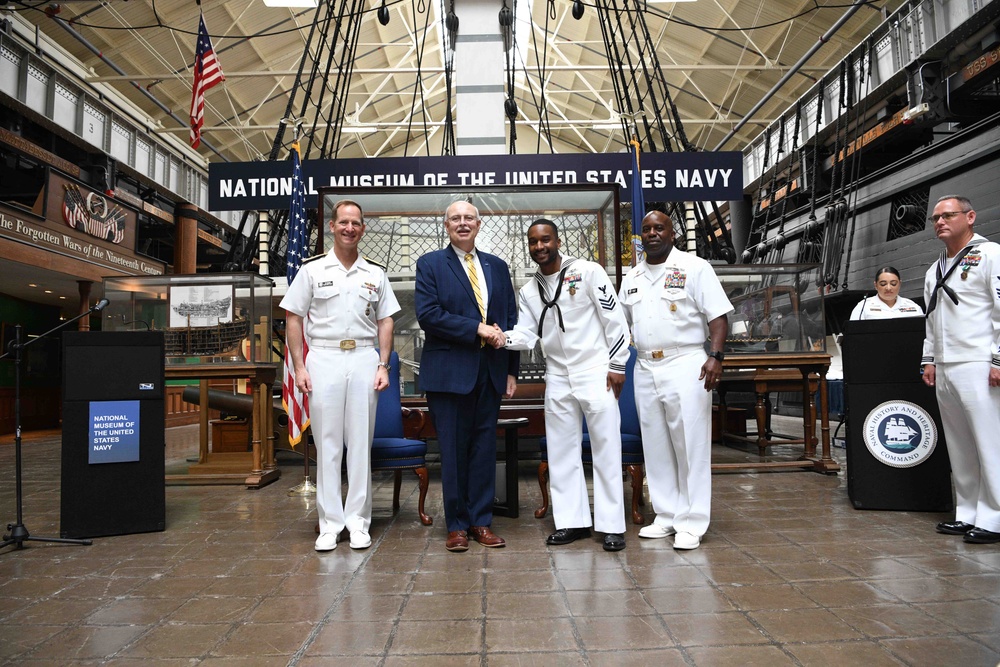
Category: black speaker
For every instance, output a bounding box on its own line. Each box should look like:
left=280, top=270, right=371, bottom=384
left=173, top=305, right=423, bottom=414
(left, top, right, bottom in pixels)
left=61, top=331, right=166, bottom=538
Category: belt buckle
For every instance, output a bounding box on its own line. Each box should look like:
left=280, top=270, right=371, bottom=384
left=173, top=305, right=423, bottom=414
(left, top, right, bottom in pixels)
left=651, top=350, right=664, bottom=359
left=340, top=339, right=356, bottom=350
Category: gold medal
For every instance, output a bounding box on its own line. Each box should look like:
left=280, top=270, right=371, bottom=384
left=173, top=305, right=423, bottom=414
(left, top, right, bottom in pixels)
left=961, top=271, right=968, bottom=280
left=569, top=286, right=576, bottom=296
left=670, top=303, right=677, bottom=313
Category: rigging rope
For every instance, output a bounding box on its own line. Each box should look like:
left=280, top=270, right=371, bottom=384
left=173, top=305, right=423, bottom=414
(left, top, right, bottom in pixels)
left=841, top=39, right=874, bottom=289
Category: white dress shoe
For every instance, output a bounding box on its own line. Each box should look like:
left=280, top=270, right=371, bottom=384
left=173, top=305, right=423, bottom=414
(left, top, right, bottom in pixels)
left=315, top=533, right=338, bottom=552
left=638, top=524, right=675, bottom=539
left=673, top=531, right=701, bottom=550
left=349, top=530, right=371, bottom=549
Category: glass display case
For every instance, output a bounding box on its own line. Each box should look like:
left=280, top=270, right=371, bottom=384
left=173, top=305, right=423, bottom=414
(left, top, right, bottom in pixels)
left=316, top=184, right=621, bottom=396
left=715, top=263, right=826, bottom=356
left=102, top=273, right=275, bottom=365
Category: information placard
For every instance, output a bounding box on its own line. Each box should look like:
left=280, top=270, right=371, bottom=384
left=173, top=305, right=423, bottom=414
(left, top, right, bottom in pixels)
left=88, top=400, right=141, bottom=464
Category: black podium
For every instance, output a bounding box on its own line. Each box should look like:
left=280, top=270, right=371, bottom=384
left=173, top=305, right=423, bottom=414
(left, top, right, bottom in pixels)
left=61, top=331, right=166, bottom=538
left=842, top=318, right=952, bottom=511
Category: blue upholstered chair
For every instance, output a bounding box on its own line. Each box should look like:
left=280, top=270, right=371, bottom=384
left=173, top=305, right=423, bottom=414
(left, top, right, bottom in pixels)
left=371, top=351, right=432, bottom=525
left=535, top=346, right=646, bottom=524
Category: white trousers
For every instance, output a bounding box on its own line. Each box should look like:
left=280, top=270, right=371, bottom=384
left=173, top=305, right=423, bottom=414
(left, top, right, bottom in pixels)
left=307, top=346, right=378, bottom=535
left=545, top=365, right=625, bottom=534
left=634, top=351, right=712, bottom=537
left=936, top=361, right=1000, bottom=532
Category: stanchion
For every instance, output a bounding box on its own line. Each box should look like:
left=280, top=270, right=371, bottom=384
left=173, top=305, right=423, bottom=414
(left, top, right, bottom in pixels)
left=287, top=437, right=316, bottom=496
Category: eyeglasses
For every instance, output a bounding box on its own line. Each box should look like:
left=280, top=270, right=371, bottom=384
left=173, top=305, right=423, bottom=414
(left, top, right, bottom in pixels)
left=928, top=210, right=971, bottom=223
left=447, top=214, right=478, bottom=224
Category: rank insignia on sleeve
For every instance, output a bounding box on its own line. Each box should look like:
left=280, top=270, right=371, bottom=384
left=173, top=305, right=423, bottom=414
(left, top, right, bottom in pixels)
left=664, top=269, right=686, bottom=289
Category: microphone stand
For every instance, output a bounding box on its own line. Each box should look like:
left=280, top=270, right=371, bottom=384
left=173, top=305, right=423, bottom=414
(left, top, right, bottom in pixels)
left=0, top=302, right=108, bottom=552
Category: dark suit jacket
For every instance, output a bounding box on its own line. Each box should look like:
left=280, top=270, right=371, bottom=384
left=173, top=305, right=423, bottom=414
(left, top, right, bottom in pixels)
left=415, top=248, right=519, bottom=395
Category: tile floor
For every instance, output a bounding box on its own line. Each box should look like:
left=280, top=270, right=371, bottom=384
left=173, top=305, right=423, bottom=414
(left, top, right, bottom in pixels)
left=2, top=424, right=1000, bottom=666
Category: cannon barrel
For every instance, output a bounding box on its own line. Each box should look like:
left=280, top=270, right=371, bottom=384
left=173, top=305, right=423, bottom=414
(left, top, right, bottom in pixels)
left=181, top=386, right=285, bottom=421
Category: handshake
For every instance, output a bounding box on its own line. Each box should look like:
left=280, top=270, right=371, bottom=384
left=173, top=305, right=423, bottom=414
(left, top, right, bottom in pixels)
left=478, top=322, right=507, bottom=349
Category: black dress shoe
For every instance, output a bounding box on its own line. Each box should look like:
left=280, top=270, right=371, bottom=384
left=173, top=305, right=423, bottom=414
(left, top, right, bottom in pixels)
left=964, top=527, right=1000, bottom=544
left=546, top=527, right=591, bottom=545
left=603, top=533, right=626, bottom=552
left=936, top=520, right=975, bottom=535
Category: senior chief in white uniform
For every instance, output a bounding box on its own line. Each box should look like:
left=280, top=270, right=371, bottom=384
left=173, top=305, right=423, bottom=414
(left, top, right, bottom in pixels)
left=619, top=211, right=733, bottom=550
left=849, top=266, right=924, bottom=320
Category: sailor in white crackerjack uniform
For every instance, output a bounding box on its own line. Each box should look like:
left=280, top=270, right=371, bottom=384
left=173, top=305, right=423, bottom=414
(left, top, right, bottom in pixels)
left=921, top=195, right=1000, bottom=544
left=502, top=219, right=631, bottom=551
left=281, top=199, right=399, bottom=552
left=619, top=210, right=733, bottom=550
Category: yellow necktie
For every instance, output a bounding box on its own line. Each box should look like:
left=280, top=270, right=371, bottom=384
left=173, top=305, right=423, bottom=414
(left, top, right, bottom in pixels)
left=465, top=253, right=486, bottom=346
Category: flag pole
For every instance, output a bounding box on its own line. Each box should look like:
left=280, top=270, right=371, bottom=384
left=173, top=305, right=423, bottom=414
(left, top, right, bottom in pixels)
left=282, top=117, right=317, bottom=497
left=629, top=121, right=645, bottom=267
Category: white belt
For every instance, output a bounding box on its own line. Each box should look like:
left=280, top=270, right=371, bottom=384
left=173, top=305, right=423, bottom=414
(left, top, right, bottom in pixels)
left=636, top=344, right=704, bottom=360
left=310, top=339, right=375, bottom=350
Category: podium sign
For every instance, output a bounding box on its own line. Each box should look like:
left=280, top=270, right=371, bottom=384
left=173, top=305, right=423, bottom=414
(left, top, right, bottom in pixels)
left=842, top=318, right=952, bottom=511
left=61, top=331, right=166, bottom=538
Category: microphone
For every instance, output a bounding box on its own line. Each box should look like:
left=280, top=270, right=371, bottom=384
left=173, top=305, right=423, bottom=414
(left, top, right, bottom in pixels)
left=93, top=298, right=110, bottom=312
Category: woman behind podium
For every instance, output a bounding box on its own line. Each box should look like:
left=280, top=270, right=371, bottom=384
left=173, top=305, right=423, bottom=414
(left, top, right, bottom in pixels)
left=849, top=266, right=924, bottom=320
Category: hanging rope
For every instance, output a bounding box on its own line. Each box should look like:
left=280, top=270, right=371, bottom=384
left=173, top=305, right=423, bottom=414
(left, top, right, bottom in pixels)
left=772, top=101, right=802, bottom=261
left=440, top=0, right=457, bottom=155
left=402, top=0, right=435, bottom=157
left=841, top=39, right=875, bottom=289
left=819, top=61, right=849, bottom=287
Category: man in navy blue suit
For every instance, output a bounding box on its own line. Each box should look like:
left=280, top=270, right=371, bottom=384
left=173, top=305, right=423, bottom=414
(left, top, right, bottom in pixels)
left=415, top=200, right=519, bottom=552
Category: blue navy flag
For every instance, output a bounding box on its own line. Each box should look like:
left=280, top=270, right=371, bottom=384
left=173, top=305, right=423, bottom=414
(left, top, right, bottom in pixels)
left=282, top=141, right=310, bottom=447
left=629, top=136, right=645, bottom=265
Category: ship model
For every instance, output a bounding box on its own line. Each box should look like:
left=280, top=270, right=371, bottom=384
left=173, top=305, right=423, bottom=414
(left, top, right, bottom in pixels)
left=161, top=296, right=250, bottom=358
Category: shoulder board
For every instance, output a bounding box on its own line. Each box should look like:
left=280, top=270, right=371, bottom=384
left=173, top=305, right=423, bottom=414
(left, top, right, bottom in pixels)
left=301, top=252, right=327, bottom=265
left=363, top=255, right=386, bottom=271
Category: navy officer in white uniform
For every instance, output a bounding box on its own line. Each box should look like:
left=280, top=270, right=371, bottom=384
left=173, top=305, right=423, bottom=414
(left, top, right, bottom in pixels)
left=502, top=219, right=631, bottom=551
left=921, top=194, right=1000, bottom=544
left=281, top=199, right=399, bottom=552
left=619, top=210, right=732, bottom=550
left=849, top=266, right=924, bottom=320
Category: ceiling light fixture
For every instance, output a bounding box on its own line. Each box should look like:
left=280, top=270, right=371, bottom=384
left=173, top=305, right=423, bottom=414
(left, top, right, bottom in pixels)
left=262, top=0, right=318, bottom=7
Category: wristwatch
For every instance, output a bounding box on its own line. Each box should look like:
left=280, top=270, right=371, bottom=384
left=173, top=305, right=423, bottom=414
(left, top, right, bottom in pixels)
left=707, top=351, right=725, bottom=362
left=377, top=361, right=391, bottom=370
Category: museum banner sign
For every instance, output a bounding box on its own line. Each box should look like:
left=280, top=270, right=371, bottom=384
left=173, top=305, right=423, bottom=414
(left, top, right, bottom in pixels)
left=208, top=151, right=744, bottom=211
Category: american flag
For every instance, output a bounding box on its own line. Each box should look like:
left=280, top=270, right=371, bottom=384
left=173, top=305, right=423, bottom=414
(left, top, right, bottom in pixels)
left=189, top=12, right=225, bottom=149
left=282, top=141, right=310, bottom=447
left=629, top=135, right=646, bottom=265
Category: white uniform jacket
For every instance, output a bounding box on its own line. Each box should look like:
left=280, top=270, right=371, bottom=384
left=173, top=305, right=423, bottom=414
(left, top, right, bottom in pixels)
left=921, top=234, right=1000, bottom=369
left=849, top=296, right=924, bottom=321
left=618, top=249, right=733, bottom=350
left=280, top=252, right=400, bottom=340
left=506, top=256, right=630, bottom=375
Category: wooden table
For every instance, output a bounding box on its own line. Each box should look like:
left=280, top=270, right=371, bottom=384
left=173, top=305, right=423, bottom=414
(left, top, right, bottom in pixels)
left=715, top=353, right=840, bottom=474
left=165, top=363, right=280, bottom=488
